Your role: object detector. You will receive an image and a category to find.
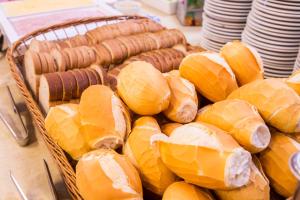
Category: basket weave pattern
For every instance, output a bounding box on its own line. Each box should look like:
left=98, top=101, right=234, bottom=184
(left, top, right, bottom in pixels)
left=7, top=15, right=146, bottom=199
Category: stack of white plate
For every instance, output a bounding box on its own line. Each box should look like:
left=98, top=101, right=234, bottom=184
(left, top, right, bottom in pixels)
left=200, top=0, right=252, bottom=51
left=242, top=0, right=300, bottom=78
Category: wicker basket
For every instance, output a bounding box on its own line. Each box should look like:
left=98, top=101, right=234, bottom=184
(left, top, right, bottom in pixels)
left=6, top=15, right=147, bottom=199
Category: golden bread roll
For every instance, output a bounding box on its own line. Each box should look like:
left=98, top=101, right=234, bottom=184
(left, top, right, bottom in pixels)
left=161, top=123, right=182, bottom=136
left=228, top=78, right=300, bottom=133
left=123, top=117, right=177, bottom=195
left=45, top=104, right=90, bottom=160
left=286, top=70, right=300, bottom=95
left=79, top=85, right=131, bottom=149
left=195, top=99, right=270, bottom=153
left=76, top=149, right=143, bottom=200
left=152, top=122, right=252, bottom=190
left=259, top=130, right=300, bottom=197
left=179, top=52, right=238, bottom=102
left=162, top=182, right=215, bottom=200
left=117, top=61, right=170, bottom=115
left=220, top=41, right=264, bottom=85
left=163, top=70, right=198, bottom=123
left=215, top=157, right=270, bottom=200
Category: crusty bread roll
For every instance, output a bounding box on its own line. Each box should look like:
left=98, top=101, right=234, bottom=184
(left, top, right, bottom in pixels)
left=179, top=52, right=238, bottom=102
left=108, top=48, right=185, bottom=90
left=220, top=41, right=264, bottom=85
left=286, top=70, right=300, bottom=95
left=163, top=70, right=198, bottom=123
left=117, top=61, right=170, bottom=115
left=259, top=130, right=300, bottom=197
left=215, top=157, right=270, bottom=200
left=195, top=99, right=270, bottom=153
left=162, top=182, right=215, bottom=200
left=152, top=122, right=252, bottom=190
left=79, top=85, right=131, bottom=149
left=45, top=104, right=90, bottom=160
left=123, top=117, right=177, bottom=195
left=161, top=123, right=182, bottom=136
left=76, top=149, right=143, bottom=200
left=228, top=78, right=300, bottom=133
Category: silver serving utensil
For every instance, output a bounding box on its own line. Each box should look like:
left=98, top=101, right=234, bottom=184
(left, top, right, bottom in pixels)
left=289, top=152, right=300, bottom=200
left=9, top=171, right=29, bottom=200
left=0, top=86, right=29, bottom=146
left=43, top=159, right=58, bottom=200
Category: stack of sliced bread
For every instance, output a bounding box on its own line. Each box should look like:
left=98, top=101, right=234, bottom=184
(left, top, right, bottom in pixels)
left=39, top=65, right=106, bottom=113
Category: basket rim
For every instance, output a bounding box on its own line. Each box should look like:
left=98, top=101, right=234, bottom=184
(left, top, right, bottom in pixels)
left=6, top=15, right=147, bottom=200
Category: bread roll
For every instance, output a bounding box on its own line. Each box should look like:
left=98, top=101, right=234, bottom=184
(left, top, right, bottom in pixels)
left=195, top=99, right=270, bottom=153
left=179, top=52, right=238, bottom=102
left=228, top=78, right=300, bottom=133
left=152, top=122, right=252, bottom=190
left=117, top=61, right=170, bottom=115
left=163, top=70, right=198, bottom=123
left=76, top=149, right=143, bottom=200
left=162, top=182, right=215, bottom=200
left=220, top=41, right=264, bottom=85
left=286, top=70, right=300, bottom=95
left=123, top=117, right=177, bottom=195
left=259, top=130, right=300, bottom=197
left=161, top=123, right=182, bottom=136
left=45, top=104, right=90, bottom=159
left=215, top=157, right=270, bottom=200
left=79, top=85, right=131, bottom=149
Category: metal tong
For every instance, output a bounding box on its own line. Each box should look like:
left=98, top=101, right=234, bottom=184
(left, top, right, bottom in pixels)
left=10, top=159, right=58, bottom=200
left=0, top=86, right=29, bottom=146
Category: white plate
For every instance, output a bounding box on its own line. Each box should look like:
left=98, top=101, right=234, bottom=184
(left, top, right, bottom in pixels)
left=264, top=72, right=290, bottom=78
left=204, top=9, right=248, bottom=22
left=242, top=32, right=300, bottom=51
left=200, top=40, right=222, bottom=51
left=264, top=68, right=293, bottom=75
left=246, top=14, right=300, bottom=35
left=245, top=18, right=300, bottom=37
left=204, top=25, right=242, bottom=37
left=263, top=64, right=294, bottom=70
left=244, top=30, right=300, bottom=47
left=248, top=12, right=300, bottom=31
left=261, top=0, right=300, bottom=11
left=205, top=1, right=252, bottom=13
left=242, top=37, right=299, bottom=57
left=203, top=13, right=246, bottom=28
left=256, top=0, right=300, bottom=14
left=254, top=0, right=300, bottom=18
left=252, top=9, right=300, bottom=27
left=259, top=52, right=298, bottom=62
left=203, top=22, right=243, bottom=33
left=243, top=26, right=300, bottom=43
left=202, top=28, right=240, bottom=42
left=268, top=0, right=300, bottom=7
left=251, top=6, right=300, bottom=23
left=200, top=39, right=219, bottom=52
left=210, top=0, right=252, bottom=7
left=263, top=58, right=296, bottom=66
left=204, top=4, right=250, bottom=17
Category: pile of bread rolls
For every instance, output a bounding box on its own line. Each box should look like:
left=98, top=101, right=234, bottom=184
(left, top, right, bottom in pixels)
left=41, top=18, right=300, bottom=200
left=23, top=19, right=196, bottom=113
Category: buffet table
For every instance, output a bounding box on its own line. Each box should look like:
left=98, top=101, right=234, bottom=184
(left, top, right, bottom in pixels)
left=0, top=2, right=202, bottom=199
